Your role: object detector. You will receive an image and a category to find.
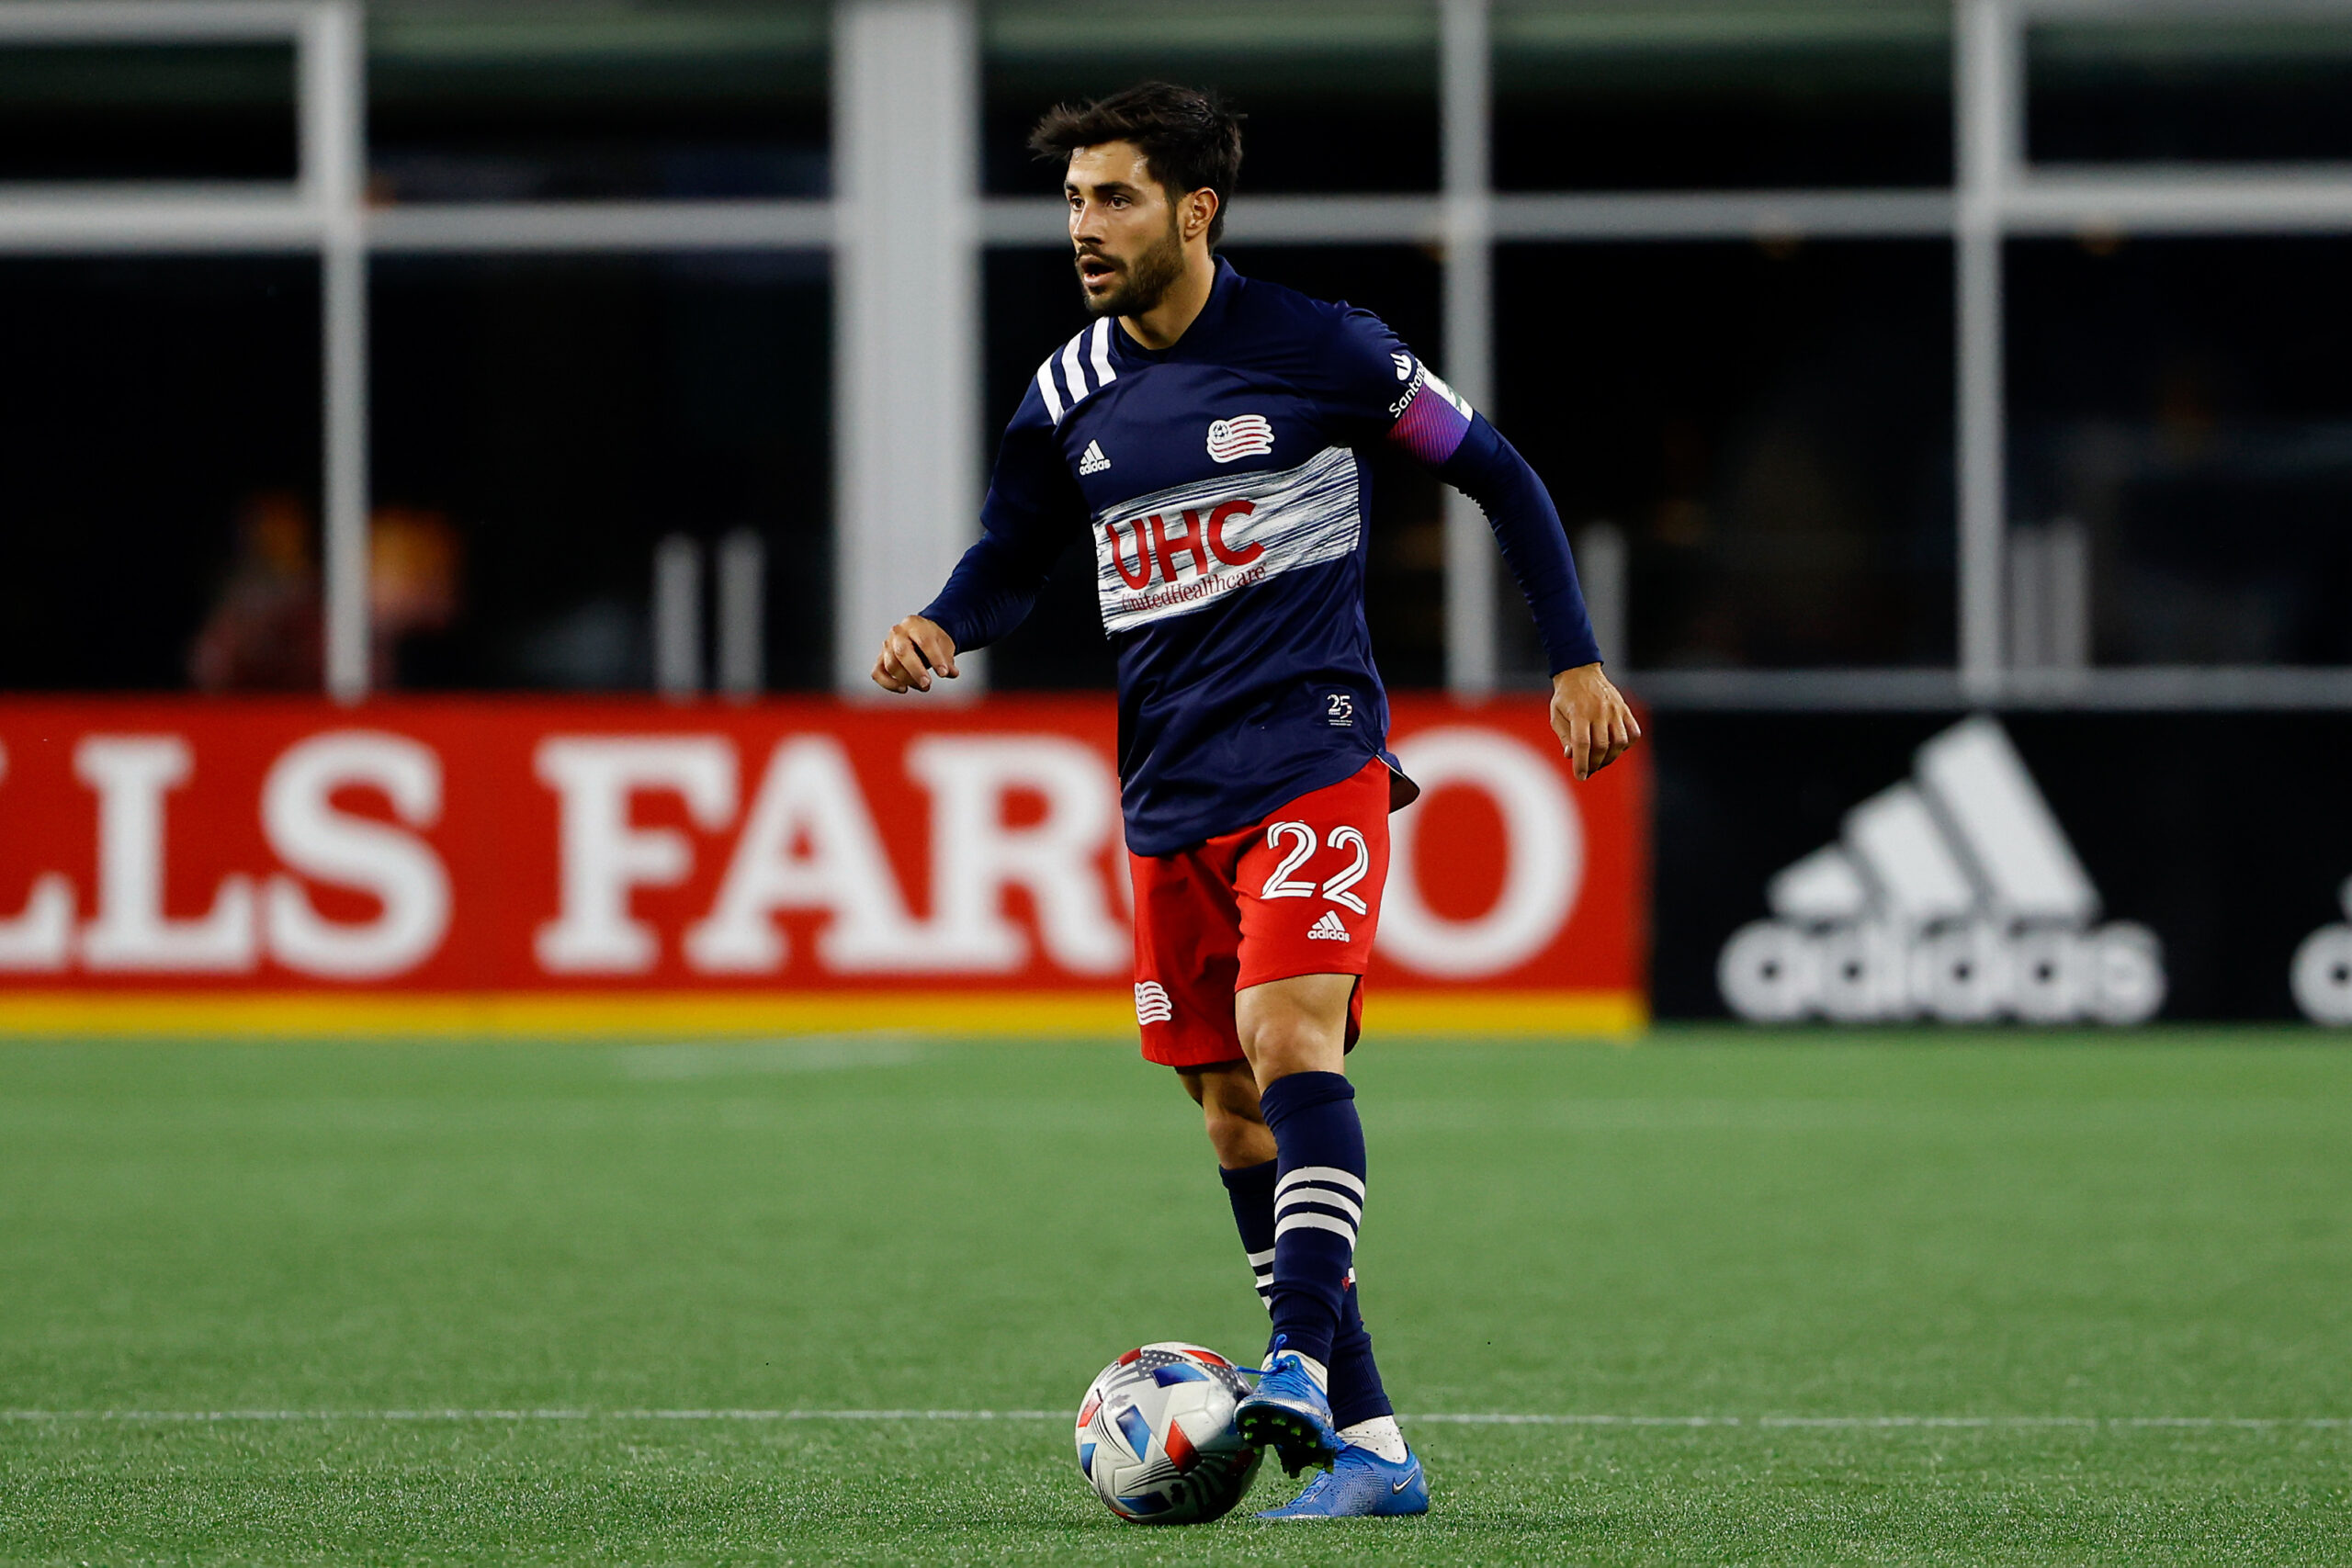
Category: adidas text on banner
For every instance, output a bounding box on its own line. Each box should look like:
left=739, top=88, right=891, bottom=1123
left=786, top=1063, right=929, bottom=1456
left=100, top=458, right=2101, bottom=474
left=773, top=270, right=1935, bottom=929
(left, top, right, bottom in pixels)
left=1716, top=716, right=2165, bottom=1026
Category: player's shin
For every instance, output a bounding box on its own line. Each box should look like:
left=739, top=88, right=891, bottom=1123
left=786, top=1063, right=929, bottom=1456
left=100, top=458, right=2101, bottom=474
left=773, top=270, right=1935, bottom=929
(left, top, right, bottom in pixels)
left=1329, top=1272, right=1396, bottom=1434
left=1217, top=1158, right=1281, bottom=1313
left=1258, top=1071, right=1366, bottom=1377
left=1226, top=1155, right=1397, bottom=1450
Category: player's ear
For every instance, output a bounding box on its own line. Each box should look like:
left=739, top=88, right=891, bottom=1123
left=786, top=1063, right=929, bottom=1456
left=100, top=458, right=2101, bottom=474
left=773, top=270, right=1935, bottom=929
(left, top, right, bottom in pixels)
left=1186, top=187, right=1217, bottom=241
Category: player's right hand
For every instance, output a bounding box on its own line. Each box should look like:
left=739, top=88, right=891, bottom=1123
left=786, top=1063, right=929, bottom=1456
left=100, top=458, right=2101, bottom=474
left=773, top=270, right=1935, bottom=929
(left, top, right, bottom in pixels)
left=871, top=615, right=960, bottom=694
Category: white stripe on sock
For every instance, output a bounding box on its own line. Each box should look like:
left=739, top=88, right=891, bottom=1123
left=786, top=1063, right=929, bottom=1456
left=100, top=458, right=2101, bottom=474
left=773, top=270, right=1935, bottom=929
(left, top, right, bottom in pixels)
left=1275, top=1212, right=1359, bottom=1245
left=1276, top=1166, right=1364, bottom=1201
left=1278, top=1189, right=1363, bottom=1225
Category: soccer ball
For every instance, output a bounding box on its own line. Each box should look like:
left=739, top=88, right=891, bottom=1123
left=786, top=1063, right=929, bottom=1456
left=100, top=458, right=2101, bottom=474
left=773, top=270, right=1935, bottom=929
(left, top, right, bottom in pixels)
left=1075, top=1341, right=1261, bottom=1523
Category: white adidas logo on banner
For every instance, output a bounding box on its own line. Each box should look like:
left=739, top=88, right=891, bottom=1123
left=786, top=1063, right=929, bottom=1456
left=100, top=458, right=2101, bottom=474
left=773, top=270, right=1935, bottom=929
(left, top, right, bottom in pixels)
left=1719, top=716, right=2165, bottom=1024
left=2291, top=877, right=2352, bottom=1024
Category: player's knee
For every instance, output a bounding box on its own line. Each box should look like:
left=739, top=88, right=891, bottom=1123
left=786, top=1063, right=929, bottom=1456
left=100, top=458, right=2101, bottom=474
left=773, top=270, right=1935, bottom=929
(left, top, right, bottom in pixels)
left=1199, top=1102, right=1260, bottom=1163
left=1189, top=1069, right=1272, bottom=1165
left=1236, top=976, right=1354, bottom=1079
left=1239, top=1010, right=1344, bottom=1078
left=1201, top=1083, right=1260, bottom=1135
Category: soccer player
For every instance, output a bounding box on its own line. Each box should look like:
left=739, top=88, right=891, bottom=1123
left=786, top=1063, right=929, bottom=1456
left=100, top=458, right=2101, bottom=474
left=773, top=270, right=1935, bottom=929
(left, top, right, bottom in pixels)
left=872, top=83, right=1637, bottom=1519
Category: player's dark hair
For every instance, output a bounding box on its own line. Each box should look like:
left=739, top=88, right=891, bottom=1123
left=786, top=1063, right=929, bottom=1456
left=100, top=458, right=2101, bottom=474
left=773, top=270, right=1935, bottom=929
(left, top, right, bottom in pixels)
left=1028, top=82, right=1244, bottom=246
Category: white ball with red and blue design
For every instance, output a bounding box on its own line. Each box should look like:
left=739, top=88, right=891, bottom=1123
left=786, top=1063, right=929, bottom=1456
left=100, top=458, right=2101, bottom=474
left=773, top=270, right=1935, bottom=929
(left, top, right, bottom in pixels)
left=1075, top=1341, right=1261, bottom=1524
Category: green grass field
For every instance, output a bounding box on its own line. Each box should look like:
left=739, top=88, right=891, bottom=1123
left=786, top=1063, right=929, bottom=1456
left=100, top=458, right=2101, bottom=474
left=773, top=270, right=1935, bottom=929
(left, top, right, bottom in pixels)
left=3, top=1030, right=2348, bottom=1565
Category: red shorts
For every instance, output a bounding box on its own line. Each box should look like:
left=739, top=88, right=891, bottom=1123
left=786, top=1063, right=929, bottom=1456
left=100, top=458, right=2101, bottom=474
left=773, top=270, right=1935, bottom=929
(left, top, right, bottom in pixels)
left=1127, top=759, right=1395, bottom=1068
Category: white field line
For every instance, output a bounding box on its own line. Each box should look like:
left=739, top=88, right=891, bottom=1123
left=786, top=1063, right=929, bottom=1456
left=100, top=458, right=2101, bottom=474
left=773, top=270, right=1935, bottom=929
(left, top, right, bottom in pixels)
left=1, top=1409, right=2346, bottom=1430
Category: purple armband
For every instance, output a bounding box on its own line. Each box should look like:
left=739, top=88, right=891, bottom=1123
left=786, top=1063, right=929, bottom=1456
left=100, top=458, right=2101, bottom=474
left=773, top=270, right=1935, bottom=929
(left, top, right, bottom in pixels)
left=1385, top=368, right=1475, bottom=467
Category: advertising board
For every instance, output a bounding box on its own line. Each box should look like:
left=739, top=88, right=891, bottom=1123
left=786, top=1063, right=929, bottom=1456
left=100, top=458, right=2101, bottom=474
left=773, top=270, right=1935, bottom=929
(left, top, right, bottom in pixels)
left=1652, top=710, right=2352, bottom=1023
left=0, top=696, right=1646, bottom=1037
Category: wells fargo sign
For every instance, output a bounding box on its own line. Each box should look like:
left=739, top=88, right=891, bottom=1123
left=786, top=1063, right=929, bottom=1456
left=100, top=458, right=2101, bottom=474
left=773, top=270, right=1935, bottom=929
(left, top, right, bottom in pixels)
left=0, top=698, right=1645, bottom=1036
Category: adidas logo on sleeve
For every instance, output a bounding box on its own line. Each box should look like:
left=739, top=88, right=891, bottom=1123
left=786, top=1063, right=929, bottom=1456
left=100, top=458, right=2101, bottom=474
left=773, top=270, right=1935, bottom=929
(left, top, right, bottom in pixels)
left=1307, top=910, right=1351, bottom=942
left=1078, top=439, right=1111, bottom=475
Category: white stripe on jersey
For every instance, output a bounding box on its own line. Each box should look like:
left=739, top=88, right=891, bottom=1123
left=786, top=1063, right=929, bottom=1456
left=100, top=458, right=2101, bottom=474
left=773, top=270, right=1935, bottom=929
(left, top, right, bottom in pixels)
left=1034, top=324, right=1119, bottom=427
left=1089, top=317, right=1117, bottom=389
left=1091, top=445, right=1362, bottom=633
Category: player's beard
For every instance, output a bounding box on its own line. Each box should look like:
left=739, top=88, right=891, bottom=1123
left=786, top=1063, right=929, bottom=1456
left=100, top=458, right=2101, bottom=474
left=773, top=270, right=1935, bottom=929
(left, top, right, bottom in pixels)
left=1078, top=214, right=1186, bottom=319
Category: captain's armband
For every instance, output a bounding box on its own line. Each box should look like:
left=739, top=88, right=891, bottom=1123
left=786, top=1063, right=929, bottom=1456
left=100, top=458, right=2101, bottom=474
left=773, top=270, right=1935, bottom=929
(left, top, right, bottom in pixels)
left=1384, top=360, right=1476, bottom=468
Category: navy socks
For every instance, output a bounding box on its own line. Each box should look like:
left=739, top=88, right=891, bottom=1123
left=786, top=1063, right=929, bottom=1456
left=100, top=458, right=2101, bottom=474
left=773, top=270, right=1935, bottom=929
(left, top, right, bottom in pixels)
left=1216, top=1158, right=1283, bottom=1314
left=1227, top=1071, right=1391, bottom=1428
left=1218, top=1156, right=1392, bottom=1427
left=1258, top=1071, right=1362, bottom=1371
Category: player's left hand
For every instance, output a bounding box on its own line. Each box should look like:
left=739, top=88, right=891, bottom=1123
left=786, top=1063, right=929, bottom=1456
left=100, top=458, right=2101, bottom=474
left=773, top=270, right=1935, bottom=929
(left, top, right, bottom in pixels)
left=1549, top=663, right=1640, bottom=782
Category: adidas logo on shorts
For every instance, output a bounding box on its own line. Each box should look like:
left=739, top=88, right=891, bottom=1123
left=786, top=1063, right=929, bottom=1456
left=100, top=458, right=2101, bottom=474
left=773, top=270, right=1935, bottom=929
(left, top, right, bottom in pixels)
left=1134, top=981, right=1173, bottom=1024
left=1306, top=910, right=1351, bottom=942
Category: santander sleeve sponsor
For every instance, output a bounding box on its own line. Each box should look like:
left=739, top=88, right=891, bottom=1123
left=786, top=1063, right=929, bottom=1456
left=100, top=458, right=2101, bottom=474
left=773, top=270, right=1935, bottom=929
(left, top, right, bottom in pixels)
left=0, top=698, right=1645, bottom=999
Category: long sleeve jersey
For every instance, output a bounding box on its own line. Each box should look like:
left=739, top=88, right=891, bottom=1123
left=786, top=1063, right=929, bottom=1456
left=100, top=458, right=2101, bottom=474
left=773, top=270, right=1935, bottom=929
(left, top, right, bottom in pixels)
left=922, top=256, right=1600, bottom=856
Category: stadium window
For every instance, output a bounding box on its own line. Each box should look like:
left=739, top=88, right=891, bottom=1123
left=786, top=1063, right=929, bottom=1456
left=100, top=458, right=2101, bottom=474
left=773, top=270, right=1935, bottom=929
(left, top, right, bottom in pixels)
left=366, top=5, right=830, bottom=203
left=1494, top=240, right=1956, bottom=671
left=979, top=245, right=1446, bottom=691
left=2007, top=236, right=2352, bottom=669
left=369, top=254, right=832, bottom=692
left=0, top=259, right=321, bottom=692
left=981, top=0, right=1440, bottom=197
left=2027, top=16, right=2352, bottom=167
left=0, top=41, right=297, bottom=183
left=1489, top=0, right=1951, bottom=192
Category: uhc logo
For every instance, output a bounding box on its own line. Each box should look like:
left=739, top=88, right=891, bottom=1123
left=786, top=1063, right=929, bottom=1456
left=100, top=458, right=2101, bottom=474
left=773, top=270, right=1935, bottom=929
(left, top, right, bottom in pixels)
left=1719, top=717, right=2165, bottom=1024
left=1092, top=446, right=1363, bottom=633
left=1102, top=502, right=1264, bottom=592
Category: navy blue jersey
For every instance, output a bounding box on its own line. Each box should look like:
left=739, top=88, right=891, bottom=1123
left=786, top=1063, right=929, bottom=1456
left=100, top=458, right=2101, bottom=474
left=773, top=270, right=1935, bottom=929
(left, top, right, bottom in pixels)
left=923, top=258, right=1598, bottom=856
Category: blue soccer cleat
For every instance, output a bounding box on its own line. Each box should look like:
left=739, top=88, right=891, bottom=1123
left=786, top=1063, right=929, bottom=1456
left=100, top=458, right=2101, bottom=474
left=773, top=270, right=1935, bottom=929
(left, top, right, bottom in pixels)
left=1256, top=1442, right=1429, bottom=1520
left=1233, top=1344, right=1343, bottom=1475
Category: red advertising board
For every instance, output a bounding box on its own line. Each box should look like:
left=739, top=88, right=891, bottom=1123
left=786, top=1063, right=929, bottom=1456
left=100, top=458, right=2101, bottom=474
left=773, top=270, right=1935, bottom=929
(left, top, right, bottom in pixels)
left=0, top=697, right=1645, bottom=1037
